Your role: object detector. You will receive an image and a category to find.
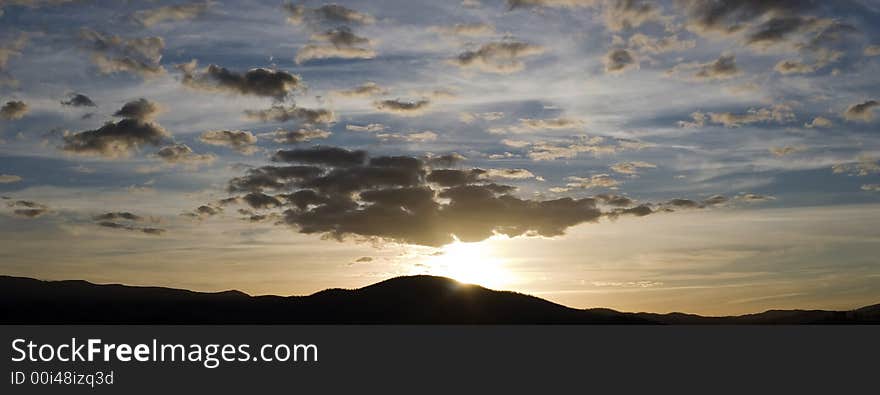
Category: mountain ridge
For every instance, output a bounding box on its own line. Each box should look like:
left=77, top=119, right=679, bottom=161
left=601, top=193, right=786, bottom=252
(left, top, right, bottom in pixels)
left=1, top=275, right=878, bottom=324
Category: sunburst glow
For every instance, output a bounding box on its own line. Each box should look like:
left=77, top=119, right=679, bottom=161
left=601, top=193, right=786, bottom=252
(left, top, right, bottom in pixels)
left=418, top=240, right=515, bottom=289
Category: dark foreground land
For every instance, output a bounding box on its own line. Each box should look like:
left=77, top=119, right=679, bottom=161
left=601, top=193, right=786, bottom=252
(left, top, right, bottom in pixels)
left=1, top=275, right=878, bottom=324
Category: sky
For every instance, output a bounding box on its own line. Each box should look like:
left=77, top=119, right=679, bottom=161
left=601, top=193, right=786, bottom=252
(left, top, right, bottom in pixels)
left=1, top=0, right=879, bottom=315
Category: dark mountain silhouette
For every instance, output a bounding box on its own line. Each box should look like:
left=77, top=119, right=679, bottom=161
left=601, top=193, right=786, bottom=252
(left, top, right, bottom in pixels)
left=1, top=275, right=878, bottom=324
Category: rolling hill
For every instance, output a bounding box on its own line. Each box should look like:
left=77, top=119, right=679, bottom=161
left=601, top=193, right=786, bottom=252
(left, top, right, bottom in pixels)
left=1, top=275, right=878, bottom=324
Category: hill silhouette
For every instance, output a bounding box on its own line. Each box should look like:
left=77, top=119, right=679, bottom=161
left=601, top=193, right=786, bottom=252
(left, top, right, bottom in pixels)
left=1, top=275, right=878, bottom=324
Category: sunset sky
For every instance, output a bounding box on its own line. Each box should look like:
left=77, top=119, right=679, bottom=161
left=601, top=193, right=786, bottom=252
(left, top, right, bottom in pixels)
left=1, top=0, right=879, bottom=315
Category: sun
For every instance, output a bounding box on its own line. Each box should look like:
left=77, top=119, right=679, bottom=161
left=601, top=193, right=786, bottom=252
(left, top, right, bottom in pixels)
left=418, top=240, right=515, bottom=289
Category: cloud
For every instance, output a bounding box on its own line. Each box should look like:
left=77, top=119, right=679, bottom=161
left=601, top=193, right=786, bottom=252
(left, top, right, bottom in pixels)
left=94, top=212, right=144, bottom=222
left=774, top=59, right=817, bottom=74
left=506, top=0, right=598, bottom=10
left=769, top=146, right=806, bottom=157
left=61, top=93, right=96, bottom=107
left=516, top=137, right=624, bottom=161
left=0, top=33, right=27, bottom=71
left=484, top=168, right=537, bottom=180
left=227, top=165, right=324, bottom=193
left=564, top=174, right=619, bottom=189
left=862, top=184, right=880, bottom=192
left=832, top=156, right=879, bottom=176
left=265, top=128, right=331, bottom=144
left=675, top=0, right=816, bottom=36
left=6, top=200, right=49, bottom=218
left=96, top=220, right=165, bottom=236
left=450, top=41, right=544, bottom=73
left=843, top=100, right=879, bottom=122
left=0, top=100, right=27, bottom=120
left=272, top=146, right=367, bottom=168
left=490, top=117, right=583, bottom=134
left=628, top=33, right=695, bottom=53
left=210, top=143, right=733, bottom=246
left=61, top=99, right=170, bottom=158
left=199, top=130, right=258, bottom=154
left=0, top=174, right=22, bottom=183
left=152, top=144, right=216, bottom=165
left=133, top=1, right=210, bottom=27
left=604, top=48, right=637, bottom=73
left=295, top=27, right=377, bottom=64
left=595, top=193, right=634, bottom=207
left=667, top=54, right=741, bottom=81
left=353, top=256, right=373, bottom=263
left=283, top=2, right=375, bottom=27
left=602, top=0, right=662, bottom=31
left=178, top=61, right=302, bottom=99
left=680, top=105, right=795, bottom=128
left=804, top=116, right=832, bottom=128
left=610, top=161, right=656, bottom=175
left=376, top=131, right=438, bottom=143
left=734, top=193, right=775, bottom=202
left=113, top=98, right=160, bottom=121
left=345, top=123, right=385, bottom=132
left=425, top=153, right=467, bottom=168
left=244, top=104, right=335, bottom=124
left=460, top=112, right=504, bottom=123
left=374, top=99, right=431, bottom=115
left=431, top=23, right=496, bottom=37
left=334, top=81, right=386, bottom=97
left=865, top=45, right=880, bottom=57
left=79, top=28, right=165, bottom=77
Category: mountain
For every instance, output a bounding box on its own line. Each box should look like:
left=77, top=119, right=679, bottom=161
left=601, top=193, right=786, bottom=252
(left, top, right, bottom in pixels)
left=1, top=275, right=878, bottom=324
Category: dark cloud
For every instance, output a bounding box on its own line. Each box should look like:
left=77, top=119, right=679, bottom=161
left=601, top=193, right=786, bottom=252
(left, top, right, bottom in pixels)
left=97, top=221, right=165, bottom=236
left=61, top=120, right=168, bottom=157
left=113, top=98, right=159, bottom=120
left=604, top=48, right=637, bottom=73
left=451, top=41, right=544, bottom=73
left=178, top=62, right=302, bottom=99
left=744, top=16, right=820, bottom=47
left=94, top=212, right=144, bottom=222
left=353, top=256, right=373, bottom=263
left=210, top=145, right=737, bottom=247
left=595, top=194, right=634, bottom=207
left=676, top=0, right=817, bottom=36
left=228, top=165, right=324, bottom=193
left=843, top=100, right=879, bottom=122
left=241, top=192, right=283, bottom=209
left=6, top=200, right=49, bottom=218
left=0, top=100, right=27, bottom=120
left=284, top=2, right=375, bottom=27
left=199, top=130, right=258, bottom=154
left=79, top=28, right=165, bottom=77
left=334, top=81, right=386, bottom=97
left=295, top=27, right=377, bottom=64
left=133, top=1, right=210, bottom=27
left=61, top=99, right=170, bottom=158
left=374, top=99, right=431, bottom=115
left=427, top=169, right=484, bottom=187
left=667, top=54, right=741, bottom=81
left=152, top=144, right=215, bottom=165
left=506, top=0, right=597, bottom=10
left=244, top=104, right=335, bottom=124
left=61, top=93, right=96, bottom=107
